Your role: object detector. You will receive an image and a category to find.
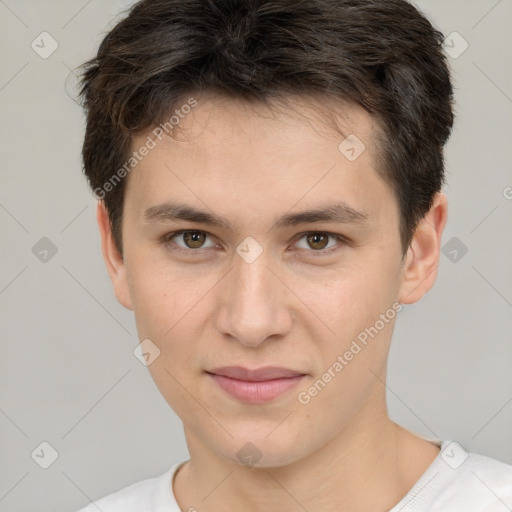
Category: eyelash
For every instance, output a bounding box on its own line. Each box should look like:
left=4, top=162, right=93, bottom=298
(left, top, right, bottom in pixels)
left=160, top=230, right=348, bottom=257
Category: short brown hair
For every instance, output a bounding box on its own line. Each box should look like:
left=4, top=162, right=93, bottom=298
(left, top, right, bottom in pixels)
left=78, top=0, right=454, bottom=257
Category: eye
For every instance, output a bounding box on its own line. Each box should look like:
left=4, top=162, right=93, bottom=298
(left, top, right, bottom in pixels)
left=161, top=230, right=216, bottom=254
left=160, top=230, right=347, bottom=257
left=292, top=231, right=347, bottom=256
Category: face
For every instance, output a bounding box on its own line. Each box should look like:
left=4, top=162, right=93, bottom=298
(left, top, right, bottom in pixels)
left=101, top=94, right=434, bottom=468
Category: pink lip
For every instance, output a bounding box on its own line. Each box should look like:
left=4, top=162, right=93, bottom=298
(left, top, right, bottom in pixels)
left=206, top=366, right=306, bottom=403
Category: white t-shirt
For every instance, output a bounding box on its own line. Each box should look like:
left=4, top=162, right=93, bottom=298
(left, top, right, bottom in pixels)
left=75, top=440, right=512, bottom=512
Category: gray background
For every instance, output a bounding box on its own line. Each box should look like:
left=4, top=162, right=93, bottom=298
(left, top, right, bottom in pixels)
left=0, top=1, right=511, bottom=510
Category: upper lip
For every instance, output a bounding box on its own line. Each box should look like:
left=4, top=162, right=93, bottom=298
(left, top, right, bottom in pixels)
left=207, top=366, right=306, bottom=381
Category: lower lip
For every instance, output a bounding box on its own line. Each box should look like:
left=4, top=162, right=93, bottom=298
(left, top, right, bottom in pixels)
left=207, top=373, right=305, bottom=403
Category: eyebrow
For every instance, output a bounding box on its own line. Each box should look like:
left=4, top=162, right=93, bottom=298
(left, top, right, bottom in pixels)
left=143, top=200, right=369, bottom=231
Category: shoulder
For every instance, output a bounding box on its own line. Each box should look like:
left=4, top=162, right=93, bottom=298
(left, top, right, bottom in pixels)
left=391, top=440, right=512, bottom=512
left=73, top=472, right=168, bottom=512
left=430, top=441, right=512, bottom=510
left=73, top=461, right=187, bottom=512
left=461, top=448, right=512, bottom=495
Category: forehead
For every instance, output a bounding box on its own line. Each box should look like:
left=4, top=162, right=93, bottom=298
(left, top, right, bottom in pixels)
left=124, top=94, right=396, bottom=230
left=158, top=93, right=378, bottom=154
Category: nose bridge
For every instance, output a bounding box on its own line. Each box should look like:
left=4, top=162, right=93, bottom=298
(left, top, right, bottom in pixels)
left=215, top=245, right=290, bottom=347
left=235, top=249, right=273, bottom=301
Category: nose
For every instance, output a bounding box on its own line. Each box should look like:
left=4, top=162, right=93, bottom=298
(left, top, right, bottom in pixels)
left=214, top=248, right=293, bottom=348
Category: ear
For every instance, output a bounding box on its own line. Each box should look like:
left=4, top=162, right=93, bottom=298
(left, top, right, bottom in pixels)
left=398, top=192, right=448, bottom=304
left=96, top=201, right=133, bottom=310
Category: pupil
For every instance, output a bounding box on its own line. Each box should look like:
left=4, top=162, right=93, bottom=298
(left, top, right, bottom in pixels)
left=182, top=232, right=330, bottom=250
left=185, top=232, right=204, bottom=248
left=309, top=233, right=327, bottom=250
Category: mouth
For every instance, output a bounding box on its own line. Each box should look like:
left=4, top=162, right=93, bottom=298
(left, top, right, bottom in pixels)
left=205, top=366, right=307, bottom=403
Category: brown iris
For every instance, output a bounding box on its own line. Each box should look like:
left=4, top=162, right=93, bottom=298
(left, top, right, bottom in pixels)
left=179, top=231, right=331, bottom=251
left=306, top=233, right=329, bottom=250
left=183, top=231, right=207, bottom=248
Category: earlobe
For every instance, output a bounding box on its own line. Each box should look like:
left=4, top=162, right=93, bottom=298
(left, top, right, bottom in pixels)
left=398, top=192, right=448, bottom=304
left=96, top=201, right=133, bottom=310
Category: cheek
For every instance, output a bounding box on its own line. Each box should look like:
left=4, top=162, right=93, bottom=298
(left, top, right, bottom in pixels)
left=296, top=256, right=400, bottom=366
left=125, top=248, right=196, bottom=334
left=127, top=271, right=173, bottom=338
left=297, top=263, right=387, bottom=326
left=295, top=273, right=397, bottom=420
left=126, top=257, right=206, bottom=412
left=125, top=252, right=216, bottom=374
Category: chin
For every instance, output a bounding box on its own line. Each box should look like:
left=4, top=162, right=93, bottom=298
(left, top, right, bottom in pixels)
left=214, top=429, right=309, bottom=469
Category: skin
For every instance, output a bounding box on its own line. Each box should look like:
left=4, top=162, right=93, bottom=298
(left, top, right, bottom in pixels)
left=97, top=94, right=448, bottom=512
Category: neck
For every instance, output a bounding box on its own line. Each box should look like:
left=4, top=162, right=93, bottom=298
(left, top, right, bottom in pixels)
left=173, top=395, right=439, bottom=512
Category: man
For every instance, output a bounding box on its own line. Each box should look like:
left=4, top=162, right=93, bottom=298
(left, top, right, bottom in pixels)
left=75, top=0, right=512, bottom=510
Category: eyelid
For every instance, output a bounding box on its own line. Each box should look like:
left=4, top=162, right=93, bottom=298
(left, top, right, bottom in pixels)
left=160, top=229, right=348, bottom=256
left=290, top=230, right=348, bottom=256
left=161, top=229, right=218, bottom=253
